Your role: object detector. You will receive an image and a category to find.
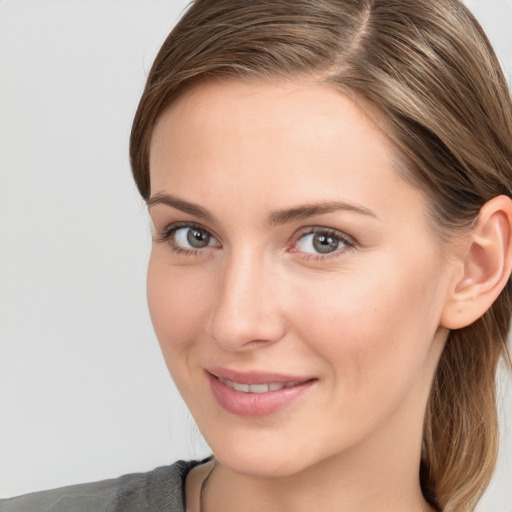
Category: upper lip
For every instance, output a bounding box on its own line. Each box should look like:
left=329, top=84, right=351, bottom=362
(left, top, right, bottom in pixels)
left=205, top=367, right=315, bottom=385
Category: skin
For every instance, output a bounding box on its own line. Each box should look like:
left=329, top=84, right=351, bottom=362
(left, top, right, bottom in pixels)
left=146, top=79, right=460, bottom=512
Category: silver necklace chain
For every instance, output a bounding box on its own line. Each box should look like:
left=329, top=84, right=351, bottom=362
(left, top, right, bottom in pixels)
left=199, top=459, right=217, bottom=512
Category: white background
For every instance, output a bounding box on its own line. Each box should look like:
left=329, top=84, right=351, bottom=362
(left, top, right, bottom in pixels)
left=0, top=1, right=511, bottom=510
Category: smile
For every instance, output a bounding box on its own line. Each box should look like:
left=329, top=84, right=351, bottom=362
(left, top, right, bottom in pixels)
left=206, top=369, right=317, bottom=417
left=218, top=377, right=308, bottom=393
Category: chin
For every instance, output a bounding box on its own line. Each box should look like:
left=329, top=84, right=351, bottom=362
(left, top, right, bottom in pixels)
left=216, top=448, right=312, bottom=478
left=202, top=426, right=335, bottom=479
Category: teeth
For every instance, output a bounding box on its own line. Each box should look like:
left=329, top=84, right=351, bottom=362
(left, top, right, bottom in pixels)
left=232, top=382, right=250, bottom=392
left=218, top=377, right=303, bottom=393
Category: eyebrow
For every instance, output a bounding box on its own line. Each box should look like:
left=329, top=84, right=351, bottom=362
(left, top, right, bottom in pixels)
left=268, top=201, right=378, bottom=225
left=148, top=193, right=214, bottom=221
left=148, top=193, right=377, bottom=224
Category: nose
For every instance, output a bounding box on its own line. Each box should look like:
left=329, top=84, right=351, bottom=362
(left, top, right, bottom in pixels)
left=206, top=250, right=287, bottom=352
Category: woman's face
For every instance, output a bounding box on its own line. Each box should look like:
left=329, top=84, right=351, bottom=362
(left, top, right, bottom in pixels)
left=147, top=79, right=454, bottom=477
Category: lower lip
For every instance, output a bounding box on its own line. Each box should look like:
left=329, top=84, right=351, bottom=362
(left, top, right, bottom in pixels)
left=207, top=372, right=316, bottom=418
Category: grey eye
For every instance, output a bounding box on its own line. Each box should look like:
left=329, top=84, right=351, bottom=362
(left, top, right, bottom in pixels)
left=187, top=228, right=211, bottom=248
left=174, top=227, right=216, bottom=249
left=297, top=232, right=347, bottom=254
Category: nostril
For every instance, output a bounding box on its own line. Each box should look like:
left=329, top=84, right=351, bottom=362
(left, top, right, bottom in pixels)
left=207, top=330, right=280, bottom=352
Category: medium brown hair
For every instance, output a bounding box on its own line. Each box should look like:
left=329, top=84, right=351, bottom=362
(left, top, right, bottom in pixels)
left=130, top=1, right=512, bottom=510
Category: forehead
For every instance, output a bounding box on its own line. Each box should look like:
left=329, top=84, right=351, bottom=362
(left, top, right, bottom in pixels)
left=148, top=78, right=422, bottom=222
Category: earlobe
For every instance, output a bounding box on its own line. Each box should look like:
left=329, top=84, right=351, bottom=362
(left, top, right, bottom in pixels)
left=441, top=195, right=512, bottom=330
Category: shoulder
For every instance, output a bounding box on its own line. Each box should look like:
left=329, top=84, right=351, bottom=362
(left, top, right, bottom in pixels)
left=0, top=459, right=209, bottom=512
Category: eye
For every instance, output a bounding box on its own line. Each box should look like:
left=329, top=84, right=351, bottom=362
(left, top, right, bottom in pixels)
left=174, top=226, right=217, bottom=249
left=295, top=229, right=351, bottom=256
left=156, top=222, right=221, bottom=254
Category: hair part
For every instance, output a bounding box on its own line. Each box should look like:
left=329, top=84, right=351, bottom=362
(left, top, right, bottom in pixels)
left=130, top=1, right=512, bottom=510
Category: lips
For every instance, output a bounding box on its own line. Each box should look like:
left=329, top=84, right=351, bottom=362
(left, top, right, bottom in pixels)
left=206, top=368, right=316, bottom=417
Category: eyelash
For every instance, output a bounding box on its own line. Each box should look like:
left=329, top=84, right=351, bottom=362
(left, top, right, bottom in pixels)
left=290, top=227, right=355, bottom=261
left=155, top=222, right=355, bottom=260
left=155, top=221, right=215, bottom=257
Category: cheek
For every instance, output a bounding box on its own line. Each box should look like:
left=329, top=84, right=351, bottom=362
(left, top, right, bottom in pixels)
left=146, top=254, right=213, bottom=364
left=289, top=259, right=444, bottom=389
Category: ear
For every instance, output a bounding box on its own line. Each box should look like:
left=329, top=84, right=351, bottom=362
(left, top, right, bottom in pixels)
left=441, top=195, right=512, bottom=330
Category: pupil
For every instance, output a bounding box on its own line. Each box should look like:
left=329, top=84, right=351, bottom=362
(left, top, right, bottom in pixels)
left=313, top=233, right=338, bottom=254
left=187, top=228, right=210, bottom=248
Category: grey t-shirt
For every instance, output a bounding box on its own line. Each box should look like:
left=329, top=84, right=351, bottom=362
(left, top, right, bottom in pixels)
left=0, top=459, right=206, bottom=512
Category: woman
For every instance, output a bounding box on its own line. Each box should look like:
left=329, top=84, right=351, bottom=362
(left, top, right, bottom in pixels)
left=2, top=0, right=511, bottom=511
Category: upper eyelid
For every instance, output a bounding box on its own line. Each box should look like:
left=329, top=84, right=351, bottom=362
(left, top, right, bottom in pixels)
left=161, top=221, right=216, bottom=236
left=292, top=226, right=356, bottom=245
